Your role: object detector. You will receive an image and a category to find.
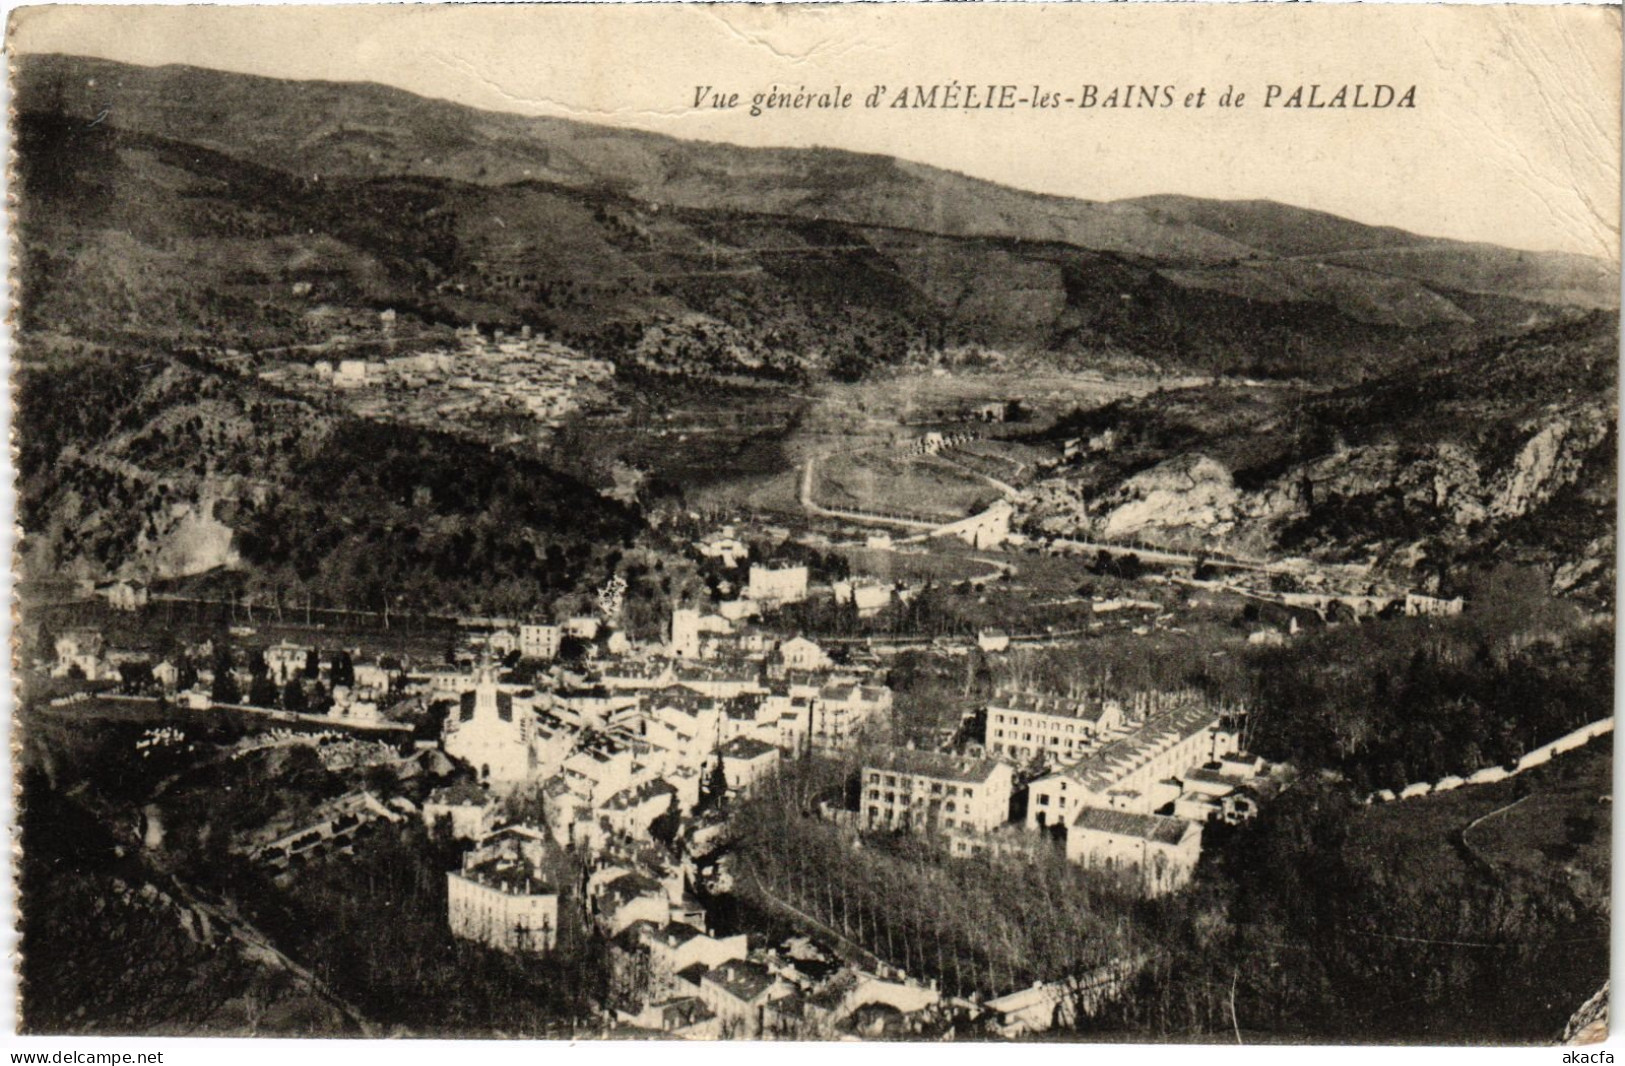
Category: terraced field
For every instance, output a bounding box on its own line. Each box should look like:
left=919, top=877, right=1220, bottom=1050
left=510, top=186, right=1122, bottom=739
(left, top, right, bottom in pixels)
left=814, top=451, right=998, bottom=522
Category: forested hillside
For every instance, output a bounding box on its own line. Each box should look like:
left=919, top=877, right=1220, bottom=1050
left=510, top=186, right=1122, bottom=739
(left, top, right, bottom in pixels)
left=14, top=55, right=1615, bottom=385
left=16, top=342, right=638, bottom=613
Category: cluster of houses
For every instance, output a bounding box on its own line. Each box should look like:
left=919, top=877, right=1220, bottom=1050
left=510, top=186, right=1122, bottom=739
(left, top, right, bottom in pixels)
left=440, top=817, right=1096, bottom=1039
left=50, top=630, right=396, bottom=725
left=430, top=633, right=892, bottom=854
left=258, top=325, right=615, bottom=437
left=848, top=688, right=1269, bottom=896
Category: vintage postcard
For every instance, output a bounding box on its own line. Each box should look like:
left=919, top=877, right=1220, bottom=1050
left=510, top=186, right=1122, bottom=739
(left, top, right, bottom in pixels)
left=5, top=2, right=1619, bottom=1048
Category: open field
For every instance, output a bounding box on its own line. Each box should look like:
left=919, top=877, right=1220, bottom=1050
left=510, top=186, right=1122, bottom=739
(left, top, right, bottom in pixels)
left=1347, top=736, right=1611, bottom=887
left=805, top=370, right=1167, bottom=438
left=815, top=451, right=998, bottom=522
left=941, top=438, right=1059, bottom=487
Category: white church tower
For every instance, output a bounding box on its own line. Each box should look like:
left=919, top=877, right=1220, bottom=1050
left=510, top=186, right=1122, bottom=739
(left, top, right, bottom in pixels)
left=444, top=660, right=533, bottom=790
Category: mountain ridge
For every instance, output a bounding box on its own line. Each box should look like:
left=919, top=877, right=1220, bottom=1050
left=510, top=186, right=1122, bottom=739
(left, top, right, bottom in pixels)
left=14, top=54, right=1615, bottom=389
left=17, top=53, right=1616, bottom=309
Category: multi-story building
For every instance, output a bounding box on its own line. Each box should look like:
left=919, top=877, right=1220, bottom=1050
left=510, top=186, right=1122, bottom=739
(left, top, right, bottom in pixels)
left=777, top=635, right=829, bottom=671
left=423, top=780, right=498, bottom=840
left=700, top=959, right=788, bottom=1037
left=984, top=692, right=1124, bottom=766
left=564, top=616, right=602, bottom=641
left=598, top=779, right=680, bottom=841
left=719, top=736, right=781, bottom=797
left=520, top=621, right=562, bottom=659
left=644, top=922, right=750, bottom=997
left=861, top=748, right=1014, bottom=834
left=562, top=729, right=640, bottom=806
left=446, top=852, right=559, bottom=954
left=812, top=683, right=891, bottom=751
left=443, top=665, right=537, bottom=791
left=748, top=565, right=809, bottom=606
left=1066, top=808, right=1202, bottom=896
left=670, top=608, right=737, bottom=659
left=1025, top=700, right=1239, bottom=831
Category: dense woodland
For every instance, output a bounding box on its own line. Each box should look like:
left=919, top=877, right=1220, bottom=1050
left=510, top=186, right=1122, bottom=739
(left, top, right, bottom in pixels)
left=17, top=346, right=639, bottom=614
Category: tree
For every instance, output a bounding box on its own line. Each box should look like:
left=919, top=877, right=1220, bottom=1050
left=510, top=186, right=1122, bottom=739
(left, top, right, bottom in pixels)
left=363, top=763, right=401, bottom=799
left=248, top=674, right=279, bottom=708
left=700, top=756, right=730, bottom=812
left=332, top=649, right=356, bottom=689
left=211, top=668, right=241, bottom=705
left=118, top=661, right=154, bottom=695
left=650, top=794, right=682, bottom=849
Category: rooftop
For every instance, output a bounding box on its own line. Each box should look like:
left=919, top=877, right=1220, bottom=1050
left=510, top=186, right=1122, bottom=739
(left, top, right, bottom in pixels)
left=719, top=736, right=780, bottom=761
left=1049, top=700, right=1223, bottom=793
left=427, top=780, right=492, bottom=807
left=675, top=963, right=711, bottom=988
left=703, top=959, right=777, bottom=1003
left=1072, top=807, right=1195, bottom=846
left=649, top=921, right=704, bottom=949
left=989, top=691, right=1115, bottom=723
left=458, top=689, right=515, bottom=723
left=456, top=855, right=556, bottom=896
left=653, top=996, right=715, bottom=1029
left=867, top=747, right=1005, bottom=785
left=600, top=871, right=667, bottom=911
left=601, top=778, right=679, bottom=812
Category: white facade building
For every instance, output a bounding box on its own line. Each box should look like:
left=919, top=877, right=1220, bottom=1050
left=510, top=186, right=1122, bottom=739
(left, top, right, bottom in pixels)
left=862, top=748, right=1014, bottom=834
left=447, top=855, right=559, bottom=954
left=1026, top=700, right=1238, bottom=830
left=748, top=565, right=809, bottom=606
left=985, top=692, right=1124, bottom=767
left=443, top=665, right=536, bottom=791
left=520, top=622, right=562, bottom=660
left=1066, top=808, right=1202, bottom=896
left=423, top=781, right=498, bottom=840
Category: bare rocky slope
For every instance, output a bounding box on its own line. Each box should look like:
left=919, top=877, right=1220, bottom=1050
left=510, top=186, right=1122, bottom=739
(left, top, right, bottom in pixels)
left=1021, top=312, right=1618, bottom=601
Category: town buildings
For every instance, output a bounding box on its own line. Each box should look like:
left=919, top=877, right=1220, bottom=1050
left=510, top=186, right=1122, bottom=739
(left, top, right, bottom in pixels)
left=718, top=737, right=781, bottom=797
left=699, top=959, right=787, bottom=1036
left=520, top=621, right=563, bottom=660
left=424, top=781, right=499, bottom=840
left=777, top=635, right=828, bottom=672
left=442, top=664, right=538, bottom=791
left=861, top=748, right=1014, bottom=834
left=1025, top=698, right=1239, bottom=829
left=984, top=691, right=1125, bottom=766
left=748, top=565, right=809, bottom=606
left=446, top=850, right=559, bottom=954
left=1066, top=808, right=1203, bottom=896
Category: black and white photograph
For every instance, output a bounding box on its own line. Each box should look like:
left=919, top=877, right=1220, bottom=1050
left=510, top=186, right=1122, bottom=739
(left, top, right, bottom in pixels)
left=5, top=2, right=1620, bottom=1048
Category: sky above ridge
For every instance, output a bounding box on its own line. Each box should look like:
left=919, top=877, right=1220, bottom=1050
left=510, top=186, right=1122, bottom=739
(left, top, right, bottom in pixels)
left=10, top=3, right=1621, bottom=260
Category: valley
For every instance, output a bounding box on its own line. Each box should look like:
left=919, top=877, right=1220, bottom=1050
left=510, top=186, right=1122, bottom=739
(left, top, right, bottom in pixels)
left=8, top=48, right=1616, bottom=1048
